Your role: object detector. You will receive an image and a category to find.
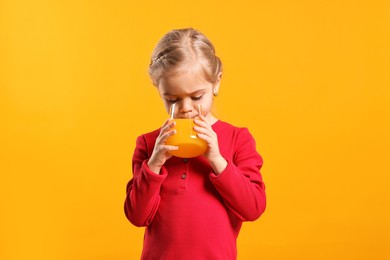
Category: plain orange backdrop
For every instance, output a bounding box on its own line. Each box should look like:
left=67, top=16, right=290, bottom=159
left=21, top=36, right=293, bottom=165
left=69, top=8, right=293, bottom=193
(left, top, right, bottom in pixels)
left=0, top=0, right=389, bottom=259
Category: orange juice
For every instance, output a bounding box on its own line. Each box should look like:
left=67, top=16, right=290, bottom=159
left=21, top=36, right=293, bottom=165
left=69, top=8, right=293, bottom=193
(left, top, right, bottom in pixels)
left=165, top=119, right=207, bottom=158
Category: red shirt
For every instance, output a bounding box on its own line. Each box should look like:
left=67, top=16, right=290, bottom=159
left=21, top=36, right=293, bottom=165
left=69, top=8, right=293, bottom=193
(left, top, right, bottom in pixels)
left=124, top=120, right=266, bottom=260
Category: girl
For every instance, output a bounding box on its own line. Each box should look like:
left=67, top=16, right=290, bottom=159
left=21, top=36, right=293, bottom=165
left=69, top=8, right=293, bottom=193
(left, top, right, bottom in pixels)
left=124, top=28, right=266, bottom=260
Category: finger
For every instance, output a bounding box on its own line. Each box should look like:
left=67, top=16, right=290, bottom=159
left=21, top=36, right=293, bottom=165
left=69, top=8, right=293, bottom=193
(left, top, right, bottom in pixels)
left=194, top=121, right=215, bottom=135
left=196, top=132, right=213, bottom=144
left=198, top=114, right=210, bottom=124
left=194, top=125, right=209, bottom=135
left=160, top=120, right=176, bottom=135
left=161, top=118, right=173, bottom=127
left=194, top=118, right=209, bottom=128
left=160, top=118, right=175, bottom=131
left=160, top=129, right=176, bottom=142
left=161, top=144, right=179, bottom=151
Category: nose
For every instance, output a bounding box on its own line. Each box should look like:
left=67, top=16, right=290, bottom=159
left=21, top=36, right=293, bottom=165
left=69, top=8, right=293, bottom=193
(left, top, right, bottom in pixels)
left=178, top=99, right=193, bottom=118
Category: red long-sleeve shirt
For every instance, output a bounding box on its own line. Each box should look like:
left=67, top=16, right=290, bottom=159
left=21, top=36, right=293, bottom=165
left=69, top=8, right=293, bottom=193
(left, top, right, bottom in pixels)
left=124, top=120, right=266, bottom=260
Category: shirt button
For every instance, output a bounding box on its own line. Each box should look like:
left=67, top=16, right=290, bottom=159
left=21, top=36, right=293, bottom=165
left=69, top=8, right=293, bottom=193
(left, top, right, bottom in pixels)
left=181, top=173, right=187, bottom=179
left=183, top=158, right=188, bottom=163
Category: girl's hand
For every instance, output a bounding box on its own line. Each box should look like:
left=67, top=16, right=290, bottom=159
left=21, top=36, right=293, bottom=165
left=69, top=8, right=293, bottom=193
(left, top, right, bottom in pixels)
left=147, top=119, right=178, bottom=174
left=194, top=115, right=227, bottom=175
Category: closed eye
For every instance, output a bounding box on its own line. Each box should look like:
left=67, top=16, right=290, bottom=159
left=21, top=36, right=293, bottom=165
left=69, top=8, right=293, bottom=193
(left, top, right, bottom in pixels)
left=166, top=98, right=179, bottom=103
left=191, top=95, right=203, bottom=101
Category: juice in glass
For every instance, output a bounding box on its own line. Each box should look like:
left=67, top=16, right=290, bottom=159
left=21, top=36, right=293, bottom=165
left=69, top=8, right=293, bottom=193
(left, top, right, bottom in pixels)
left=165, top=118, right=207, bottom=158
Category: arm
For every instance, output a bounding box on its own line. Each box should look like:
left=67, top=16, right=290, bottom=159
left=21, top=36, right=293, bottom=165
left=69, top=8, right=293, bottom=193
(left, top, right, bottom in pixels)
left=124, top=120, right=178, bottom=226
left=209, top=128, right=266, bottom=221
left=124, top=135, right=168, bottom=227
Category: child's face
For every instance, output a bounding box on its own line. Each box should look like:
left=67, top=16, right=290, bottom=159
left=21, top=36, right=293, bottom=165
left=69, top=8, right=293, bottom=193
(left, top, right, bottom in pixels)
left=158, top=70, right=219, bottom=120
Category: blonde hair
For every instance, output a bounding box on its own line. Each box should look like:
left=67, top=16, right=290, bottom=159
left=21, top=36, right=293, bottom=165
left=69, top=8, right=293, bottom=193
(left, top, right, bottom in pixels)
left=148, top=28, right=222, bottom=86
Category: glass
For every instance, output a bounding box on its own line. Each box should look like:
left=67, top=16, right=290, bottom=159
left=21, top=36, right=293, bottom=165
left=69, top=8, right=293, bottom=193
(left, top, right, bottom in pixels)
left=165, top=104, right=207, bottom=158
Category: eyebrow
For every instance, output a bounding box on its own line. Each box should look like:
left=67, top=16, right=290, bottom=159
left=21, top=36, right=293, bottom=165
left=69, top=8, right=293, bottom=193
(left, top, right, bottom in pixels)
left=163, top=89, right=207, bottom=96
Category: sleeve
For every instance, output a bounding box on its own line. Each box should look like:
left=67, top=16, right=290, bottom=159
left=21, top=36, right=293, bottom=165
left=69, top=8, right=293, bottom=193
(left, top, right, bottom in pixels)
left=209, top=128, right=266, bottom=221
left=124, top=135, right=167, bottom=227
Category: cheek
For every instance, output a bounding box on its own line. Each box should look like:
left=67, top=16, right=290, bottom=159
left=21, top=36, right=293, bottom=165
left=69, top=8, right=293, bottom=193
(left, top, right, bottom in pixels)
left=199, top=97, right=214, bottom=115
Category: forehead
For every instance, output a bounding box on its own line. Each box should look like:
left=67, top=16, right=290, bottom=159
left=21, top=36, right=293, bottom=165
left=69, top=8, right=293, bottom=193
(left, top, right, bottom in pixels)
left=158, top=70, right=212, bottom=96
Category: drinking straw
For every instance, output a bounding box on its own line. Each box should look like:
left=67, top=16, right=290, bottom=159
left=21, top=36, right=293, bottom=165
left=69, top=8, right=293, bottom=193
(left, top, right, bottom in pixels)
left=198, top=104, right=202, bottom=116
left=170, top=103, right=176, bottom=119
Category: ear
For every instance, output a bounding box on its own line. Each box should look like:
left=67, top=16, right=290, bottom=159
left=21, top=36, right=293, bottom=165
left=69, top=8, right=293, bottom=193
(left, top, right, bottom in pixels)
left=213, top=72, right=222, bottom=94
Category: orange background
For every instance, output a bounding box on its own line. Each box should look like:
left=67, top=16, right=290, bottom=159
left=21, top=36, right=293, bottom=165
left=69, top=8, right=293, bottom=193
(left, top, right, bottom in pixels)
left=1, top=0, right=389, bottom=259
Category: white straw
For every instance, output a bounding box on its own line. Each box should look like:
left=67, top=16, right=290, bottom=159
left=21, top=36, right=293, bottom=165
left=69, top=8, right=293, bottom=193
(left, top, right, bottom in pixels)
left=170, top=103, right=176, bottom=119
left=198, top=104, right=202, bottom=116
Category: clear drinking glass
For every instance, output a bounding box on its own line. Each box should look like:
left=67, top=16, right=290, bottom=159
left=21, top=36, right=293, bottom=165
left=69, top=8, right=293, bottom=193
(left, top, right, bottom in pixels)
left=165, top=104, right=207, bottom=158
